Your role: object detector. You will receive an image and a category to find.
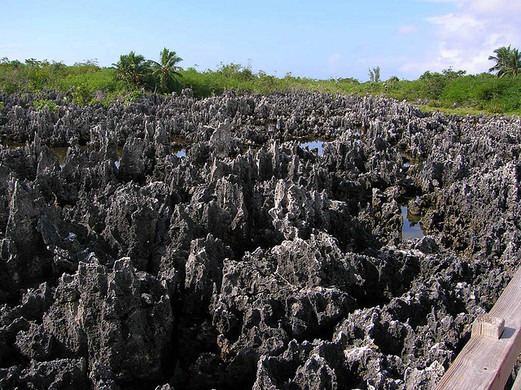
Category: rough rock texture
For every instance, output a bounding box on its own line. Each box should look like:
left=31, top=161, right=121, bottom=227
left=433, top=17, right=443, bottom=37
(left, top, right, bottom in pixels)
left=0, top=90, right=520, bottom=389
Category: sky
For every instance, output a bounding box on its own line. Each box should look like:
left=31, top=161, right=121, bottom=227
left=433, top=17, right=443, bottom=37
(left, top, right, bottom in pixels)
left=1, top=0, right=520, bottom=80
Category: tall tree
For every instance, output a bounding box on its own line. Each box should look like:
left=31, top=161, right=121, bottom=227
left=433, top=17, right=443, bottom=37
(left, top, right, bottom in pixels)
left=489, top=46, right=521, bottom=77
left=369, top=66, right=381, bottom=83
left=150, top=48, right=183, bottom=93
left=112, top=51, right=150, bottom=88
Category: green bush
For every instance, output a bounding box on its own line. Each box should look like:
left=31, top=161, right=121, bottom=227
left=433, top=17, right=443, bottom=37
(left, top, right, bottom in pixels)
left=33, top=99, right=59, bottom=112
left=418, top=71, right=447, bottom=100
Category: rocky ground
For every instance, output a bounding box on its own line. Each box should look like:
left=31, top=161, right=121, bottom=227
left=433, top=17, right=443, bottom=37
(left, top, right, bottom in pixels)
left=0, top=90, right=520, bottom=389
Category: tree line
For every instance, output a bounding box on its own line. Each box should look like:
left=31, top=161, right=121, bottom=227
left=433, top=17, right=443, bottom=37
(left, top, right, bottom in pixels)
left=367, top=45, right=520, bottom=83
left=1, top=45, right=521, bottom=114
left=115, top=45, right=520, bottom=92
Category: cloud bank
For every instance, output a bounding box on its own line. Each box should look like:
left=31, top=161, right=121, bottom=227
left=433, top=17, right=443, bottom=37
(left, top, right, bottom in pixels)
left=403, top=0, right=521, bottom=74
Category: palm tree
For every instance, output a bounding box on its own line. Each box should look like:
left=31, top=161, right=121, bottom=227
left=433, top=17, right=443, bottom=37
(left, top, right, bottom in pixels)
left=149, top=48, right=183, bottom=93
left=489, top=46, right=521, bottom=78
left=112, top=51, right=150, bottom=88
left=369, top=66, right=381, bottom=83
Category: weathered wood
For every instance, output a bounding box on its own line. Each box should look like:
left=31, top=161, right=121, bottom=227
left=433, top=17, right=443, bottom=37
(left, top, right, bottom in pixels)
left=436, top=267, right=521, bottom=390
left=471, top=314, right=505, bottom=339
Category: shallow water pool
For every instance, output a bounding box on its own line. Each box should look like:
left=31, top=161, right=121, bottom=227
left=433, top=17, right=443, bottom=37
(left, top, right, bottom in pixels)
left=300, top=140, right=325, bottom=156
left=401, top=206, right=424, bottom=240
left=174, top=148, right=186, bottom=158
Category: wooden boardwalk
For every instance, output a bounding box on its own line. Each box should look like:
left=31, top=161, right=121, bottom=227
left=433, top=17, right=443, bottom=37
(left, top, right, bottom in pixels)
left=436, top=267, right=521, bottom=389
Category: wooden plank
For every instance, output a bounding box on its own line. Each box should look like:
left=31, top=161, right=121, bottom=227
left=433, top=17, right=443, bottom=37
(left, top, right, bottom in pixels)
left=436, top=267, right=521, bottom=390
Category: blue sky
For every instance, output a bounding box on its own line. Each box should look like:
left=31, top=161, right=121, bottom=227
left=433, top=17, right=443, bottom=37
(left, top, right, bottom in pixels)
left=1, top=0, right=519, bottom=80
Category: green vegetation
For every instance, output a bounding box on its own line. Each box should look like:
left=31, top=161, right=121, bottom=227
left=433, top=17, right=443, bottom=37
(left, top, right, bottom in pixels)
left=112, top=48, right=183, bottom=93
left=0, top=58, right=123, bottom=105
left=33, top=98, right=59, bottom=112
left=150, top=48, right=183, bottom=93
left=112, top=51, right=151, bottom=89
left=1, top=46, right=520, bottom=116
left=489, top=46, right=521, bottom=78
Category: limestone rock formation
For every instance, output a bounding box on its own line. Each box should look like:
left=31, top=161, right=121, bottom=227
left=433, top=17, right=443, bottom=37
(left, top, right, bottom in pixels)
left=0, top=90, right=519, bottom=388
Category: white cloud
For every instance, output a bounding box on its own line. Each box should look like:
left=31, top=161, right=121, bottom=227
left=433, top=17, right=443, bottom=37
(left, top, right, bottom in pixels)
left=426, top=13, right=482, bottom=34
left=398, top=25, right=418, bottom=34
left=465, top=0, right=521, bottom=15
left=404, top=0, right=521, bottom=74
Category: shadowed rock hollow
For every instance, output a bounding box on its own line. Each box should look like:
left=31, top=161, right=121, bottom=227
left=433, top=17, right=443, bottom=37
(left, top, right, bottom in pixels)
left=0, top=90, right=520, bottom=389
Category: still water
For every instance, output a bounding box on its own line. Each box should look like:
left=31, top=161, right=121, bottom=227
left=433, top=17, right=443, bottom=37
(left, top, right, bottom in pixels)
left=300, top=140, right=325, bottom=156
left=401, top=206, right=424, bottom=240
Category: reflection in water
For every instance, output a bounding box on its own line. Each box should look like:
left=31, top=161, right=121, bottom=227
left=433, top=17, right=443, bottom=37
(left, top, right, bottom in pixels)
left=4, top=140, right=133, bottom=170
left=51, top=146, right=69, bottom=167
left=115, top=146, right=124, bottom=170
left=300, top=140, right=325, bottom=156
left=55, top=145, right=124, bottom=169
left=1, top=139, right=25, bottom=149
left=401, top=206, right=424, bottom=240
left=174, top=147, right=186, bottom=158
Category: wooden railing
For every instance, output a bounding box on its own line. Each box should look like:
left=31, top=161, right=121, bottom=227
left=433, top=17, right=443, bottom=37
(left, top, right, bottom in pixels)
left=436, top=267, right=521, bottom=389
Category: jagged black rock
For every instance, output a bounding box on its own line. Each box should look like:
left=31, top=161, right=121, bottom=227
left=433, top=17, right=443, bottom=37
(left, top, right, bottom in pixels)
left=0, top=90, right=520, bottom=389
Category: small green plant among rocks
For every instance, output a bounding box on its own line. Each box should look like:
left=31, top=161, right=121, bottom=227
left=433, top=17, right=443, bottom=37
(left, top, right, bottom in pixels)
left=33, top=99, right=59, bottom=112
